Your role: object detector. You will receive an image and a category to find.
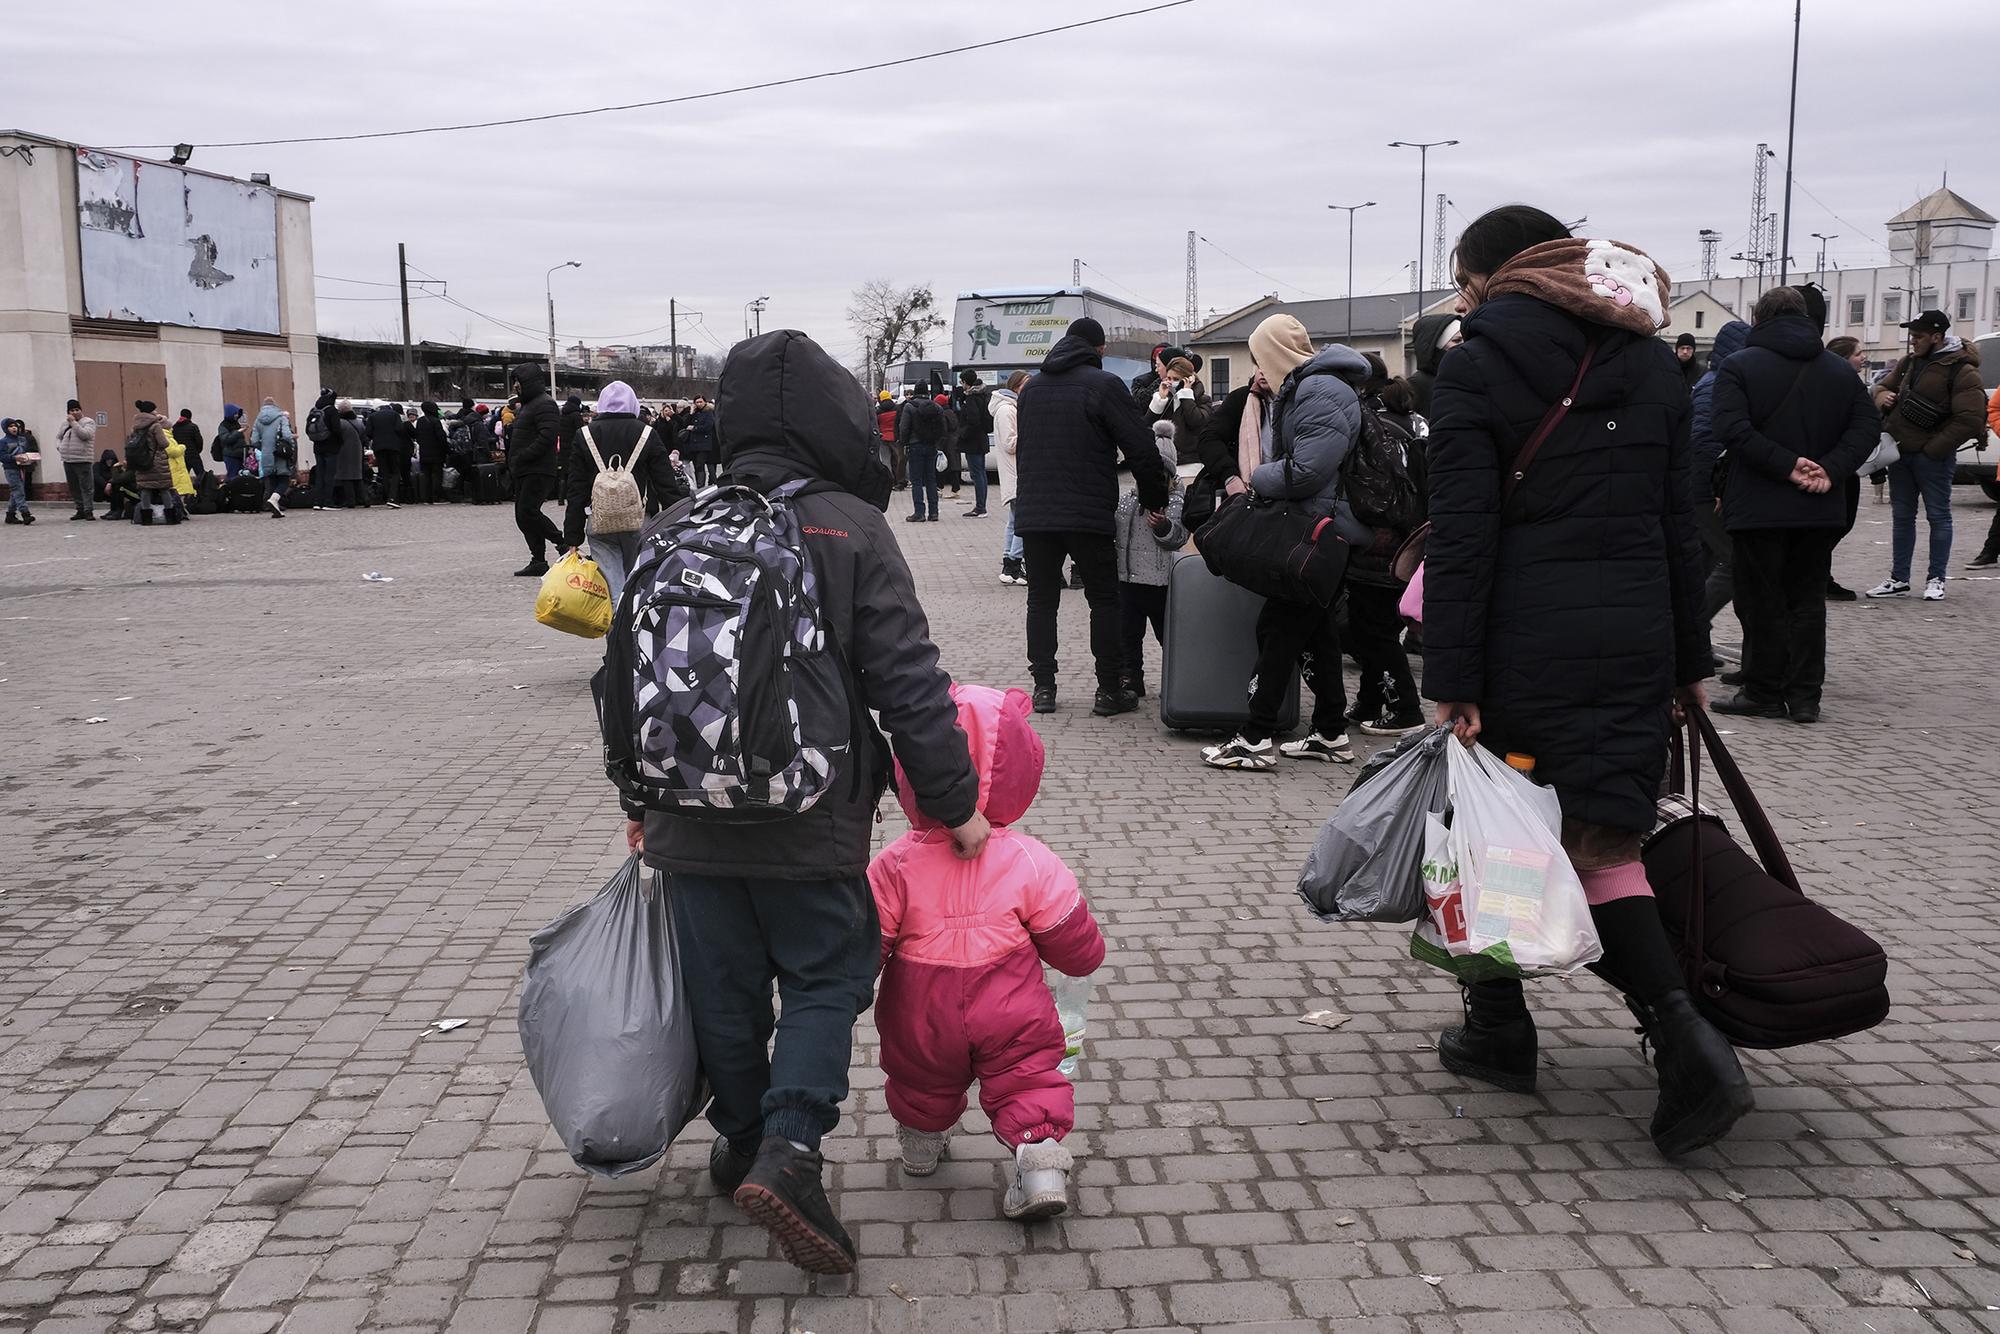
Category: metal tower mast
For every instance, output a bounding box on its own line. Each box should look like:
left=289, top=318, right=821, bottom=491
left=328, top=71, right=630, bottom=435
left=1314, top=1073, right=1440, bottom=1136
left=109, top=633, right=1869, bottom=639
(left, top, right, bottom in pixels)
left=1184, top=230, right=1198, bottom=336
left=1699, top=229, right=1720, bottom=280
left=1072, top=258, right=1081, bottom=287
left=1746, top=143, right=1772, bottom=282
left=1430, top=194, right=1449, bottom=297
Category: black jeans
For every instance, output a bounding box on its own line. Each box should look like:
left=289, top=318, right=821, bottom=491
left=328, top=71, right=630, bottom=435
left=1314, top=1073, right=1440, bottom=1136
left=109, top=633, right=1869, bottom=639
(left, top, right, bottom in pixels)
left=1023, top=531, right=1121, bottom=691
left=1732, top=527, right=1839, bottom=708
left=378, top=448, right=411, bottom=504
left=421, top=457, right=445, bottom=503
left=667, top=874, right=879, bottom=1151
left=689, top=456, right=715, bottom=488
left=63, top=462, right=93, bottom=515
left=1118, top=581, right=1168, bottom=686
left=1345, top=582, right=1418, bottom=721
left=313, top=451, right=339, bottom=506
left=1246, top=596, right=1346, bottom=743
left=1696, top=500, right=1734, bottom=625
left=1978, top=507, right=2000, bottom=563
left=514, top=473, right=563, bottom=562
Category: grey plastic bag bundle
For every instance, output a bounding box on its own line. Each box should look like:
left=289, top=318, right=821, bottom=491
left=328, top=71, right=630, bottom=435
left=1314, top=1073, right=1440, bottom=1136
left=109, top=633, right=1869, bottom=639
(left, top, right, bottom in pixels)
left=1298, top=725, right=1452, bottom=922
left=519, top=854, right=706, bottom=1177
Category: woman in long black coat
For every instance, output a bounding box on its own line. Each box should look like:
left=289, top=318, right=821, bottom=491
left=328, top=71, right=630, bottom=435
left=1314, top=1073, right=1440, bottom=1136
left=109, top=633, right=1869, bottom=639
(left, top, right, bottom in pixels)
left=1422, top=205, right=1751, bottom=1159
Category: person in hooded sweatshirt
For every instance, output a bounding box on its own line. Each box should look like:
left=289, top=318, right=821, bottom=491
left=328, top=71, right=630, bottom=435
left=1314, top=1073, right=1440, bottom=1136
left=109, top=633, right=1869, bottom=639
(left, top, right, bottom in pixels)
left=368, top=401, right=411, bottom=508
left=506, top=363, right=565, bottom=575
left=251, top=398, right=294, bottom=517
left=1406, top=311, right=1461, bottom=418
left=1709, top=286, right=1879, bottom=723
left=561, top=380, right=687, bottom=602
left=413, top=400, right=451, bottom=504
left=1199, top=315, right=1372, bottom=772
left=1423, top=204, right=1750, bottom=1160
left=625, top=330, right=983, bottom=1278
left=869, top=683, right=1104, bottom=1221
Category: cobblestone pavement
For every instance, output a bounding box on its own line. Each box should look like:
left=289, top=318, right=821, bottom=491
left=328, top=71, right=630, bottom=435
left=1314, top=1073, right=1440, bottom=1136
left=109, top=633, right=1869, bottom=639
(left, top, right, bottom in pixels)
left=3, top=491, right=1998, bottom=1334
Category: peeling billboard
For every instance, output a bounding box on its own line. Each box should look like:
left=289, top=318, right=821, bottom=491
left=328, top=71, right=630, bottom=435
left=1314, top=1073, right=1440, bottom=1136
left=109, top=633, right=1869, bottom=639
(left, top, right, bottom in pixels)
left=76, top=150, right=281, bottom=334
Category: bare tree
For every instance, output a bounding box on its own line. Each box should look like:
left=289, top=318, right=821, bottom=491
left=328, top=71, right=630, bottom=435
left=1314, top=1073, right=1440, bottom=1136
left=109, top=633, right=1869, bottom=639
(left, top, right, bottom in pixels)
left=847, top=280, right=946, bottom=389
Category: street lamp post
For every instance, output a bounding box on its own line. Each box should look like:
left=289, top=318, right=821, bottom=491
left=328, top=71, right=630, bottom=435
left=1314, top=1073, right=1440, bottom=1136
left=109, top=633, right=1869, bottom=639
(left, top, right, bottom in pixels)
left=1810, top=232, right=1838, bottom=285
left=743, top=296, right=770, bottom=340
left=546, top=261, right=580, bottom=394
left=1327, top=202, right=1377, bottom=341
left=1388, top=139, right=1458, bottom=304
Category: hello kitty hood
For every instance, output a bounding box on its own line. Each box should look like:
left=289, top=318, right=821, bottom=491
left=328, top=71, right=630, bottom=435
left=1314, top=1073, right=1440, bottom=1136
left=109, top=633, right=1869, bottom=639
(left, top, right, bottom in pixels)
left=1484, top=238, right=1673, bottom=338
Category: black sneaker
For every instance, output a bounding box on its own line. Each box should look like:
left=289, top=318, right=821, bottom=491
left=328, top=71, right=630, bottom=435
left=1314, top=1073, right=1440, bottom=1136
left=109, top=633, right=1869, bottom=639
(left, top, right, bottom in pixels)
left=709, top=1136, right=757, bottom=1195
left=514, top=561, right=550, bottom=577
left=927, top=514, right=940, bottom=523
left=904, top=513, right=927, bottom=524
left=1824, top=580, right=1856, bottom=602
left=733, top=1137, right=856, bottom=1276
left=1031, top=684, right=1057, bottom=714
left=1787, top=701, right=1821, bottom=724
left=1091, top=687, right=1139, bottom=717
left=1358, top=711, right=1425, bottom=737
left=1711, top=692, right=1786, bottom=719
left=1967, top=552, right=1999, bottom=570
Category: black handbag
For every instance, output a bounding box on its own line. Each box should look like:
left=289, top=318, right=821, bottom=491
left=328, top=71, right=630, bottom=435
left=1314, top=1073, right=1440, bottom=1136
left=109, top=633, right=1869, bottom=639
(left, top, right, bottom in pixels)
left=1192, top=484, right=1349, bottom=608
left=1639, top=707, right=1890, bottom=1049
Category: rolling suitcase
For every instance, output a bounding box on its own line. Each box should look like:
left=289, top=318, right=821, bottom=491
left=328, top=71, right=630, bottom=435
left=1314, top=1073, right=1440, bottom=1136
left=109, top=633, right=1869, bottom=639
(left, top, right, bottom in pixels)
left=473, top=463, right=503, bottom=504
left=1160, top=553, right=1300, bottom=733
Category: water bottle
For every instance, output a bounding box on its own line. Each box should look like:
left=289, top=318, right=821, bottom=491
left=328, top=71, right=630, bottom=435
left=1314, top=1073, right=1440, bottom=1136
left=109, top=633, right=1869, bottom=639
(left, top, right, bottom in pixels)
left=1050, top=972, right=1092, bottom=1077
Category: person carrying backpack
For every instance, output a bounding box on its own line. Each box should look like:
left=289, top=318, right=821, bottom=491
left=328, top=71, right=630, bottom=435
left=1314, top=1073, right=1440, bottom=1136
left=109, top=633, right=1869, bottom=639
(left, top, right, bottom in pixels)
left=1341, top=357, right=1429, bottom=735
left=125, top=401, right=175, bottom=525
left=953, top=371, right=995, bottom=516
left=615, top=330, right=984, bottom=1277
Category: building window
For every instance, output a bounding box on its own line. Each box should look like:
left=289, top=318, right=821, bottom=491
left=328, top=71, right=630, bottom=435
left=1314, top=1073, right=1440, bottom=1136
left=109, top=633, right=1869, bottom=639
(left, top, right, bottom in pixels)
left=1918, top=287, right=1938, bottom=313
left=1957, top=290, right=1976, bottom=321
left=1848, top=296, right=1866, bottom=325
left=1883, top=294, right=1903, bottom=325
left=1694, top=310, right=1705, bottom=329
left=1209, top=355, right=1231, bottom=398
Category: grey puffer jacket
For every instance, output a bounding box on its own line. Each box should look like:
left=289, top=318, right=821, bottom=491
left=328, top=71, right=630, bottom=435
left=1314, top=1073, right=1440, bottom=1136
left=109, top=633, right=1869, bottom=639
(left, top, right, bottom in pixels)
left=1249, top=344, right=1373, bottom=546
left=1114, top=480, right=1188, bottom=586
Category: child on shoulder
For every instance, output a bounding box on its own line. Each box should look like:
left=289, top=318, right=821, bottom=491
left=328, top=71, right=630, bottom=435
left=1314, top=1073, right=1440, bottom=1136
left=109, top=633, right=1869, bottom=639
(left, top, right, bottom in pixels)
left=868, top=682, right=1104, bottom=1220
left=1113, top=422, right=1189, bottom=698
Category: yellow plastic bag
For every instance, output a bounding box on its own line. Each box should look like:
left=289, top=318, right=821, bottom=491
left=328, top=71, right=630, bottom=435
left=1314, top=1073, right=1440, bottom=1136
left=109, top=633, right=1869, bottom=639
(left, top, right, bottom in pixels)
left=535, top=550, right=613, bottom=639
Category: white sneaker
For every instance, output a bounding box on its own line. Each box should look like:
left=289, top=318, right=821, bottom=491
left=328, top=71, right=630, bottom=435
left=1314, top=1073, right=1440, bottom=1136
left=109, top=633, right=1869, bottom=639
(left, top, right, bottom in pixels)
left=896, top=1125, right=949, bottom=1177
left=1923, top=577, right=1945, bottom=601
left=1001, top=1140, right=1072, bottom=1221
left=1279, top=731, right=1357, bottom=763
left=1864, top=579, right=1910, bottom=598
left=1201, top=735, right=1275, bottom=771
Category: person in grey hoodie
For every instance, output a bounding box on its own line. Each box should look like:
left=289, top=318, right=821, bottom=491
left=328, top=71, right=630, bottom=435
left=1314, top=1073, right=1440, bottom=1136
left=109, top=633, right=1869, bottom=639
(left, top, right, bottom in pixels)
left=1114, top=421, right=1189, bottom=697
left=1203, top=315, right=1372, bottom=771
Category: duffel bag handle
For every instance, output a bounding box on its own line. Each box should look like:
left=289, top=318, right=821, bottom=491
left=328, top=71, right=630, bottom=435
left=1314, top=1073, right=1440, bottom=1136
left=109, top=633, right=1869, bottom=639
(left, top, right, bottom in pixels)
left=1676, top=704, right=1803, bottom=990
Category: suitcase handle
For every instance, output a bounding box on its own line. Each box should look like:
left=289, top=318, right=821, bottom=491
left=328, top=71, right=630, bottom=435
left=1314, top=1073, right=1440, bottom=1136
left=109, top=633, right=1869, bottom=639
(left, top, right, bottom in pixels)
left=1671, top=704, right=1803, bottom=990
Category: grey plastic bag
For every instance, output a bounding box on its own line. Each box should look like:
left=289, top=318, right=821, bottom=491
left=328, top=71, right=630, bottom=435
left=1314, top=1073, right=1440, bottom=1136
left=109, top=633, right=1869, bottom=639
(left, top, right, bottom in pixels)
left=1298, top=726, right=1452, bottom=922
left=519, top=854, right=706, bottom=1177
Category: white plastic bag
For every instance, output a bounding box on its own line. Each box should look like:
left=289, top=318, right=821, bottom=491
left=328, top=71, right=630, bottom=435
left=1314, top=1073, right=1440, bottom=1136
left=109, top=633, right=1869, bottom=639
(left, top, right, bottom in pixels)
left=1858, top=432, right=1899, bottom=478
left=519, top=855, right=707, bottom=1177
left=1411, top=742, right=1602, bottom=980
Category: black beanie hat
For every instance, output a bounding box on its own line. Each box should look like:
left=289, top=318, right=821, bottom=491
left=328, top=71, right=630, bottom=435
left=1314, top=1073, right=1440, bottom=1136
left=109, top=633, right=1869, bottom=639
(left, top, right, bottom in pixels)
left=135, top=399, right=156, bottom=413
left=1676, top=332, right=1696, bottom=349
left=66, top=399, right=81, bottom=412
left=1066, top=317, right=1106, bottom=347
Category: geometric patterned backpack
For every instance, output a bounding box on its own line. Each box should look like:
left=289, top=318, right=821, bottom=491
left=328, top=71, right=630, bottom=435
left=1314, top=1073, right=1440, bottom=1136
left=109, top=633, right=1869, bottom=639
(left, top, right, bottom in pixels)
left=597, top=480, right=861, bottom=819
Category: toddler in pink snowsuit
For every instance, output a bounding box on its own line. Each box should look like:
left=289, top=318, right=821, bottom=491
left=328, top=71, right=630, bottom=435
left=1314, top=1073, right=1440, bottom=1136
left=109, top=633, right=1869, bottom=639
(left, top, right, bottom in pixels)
left=868, top=682, right=1104, bottom=1221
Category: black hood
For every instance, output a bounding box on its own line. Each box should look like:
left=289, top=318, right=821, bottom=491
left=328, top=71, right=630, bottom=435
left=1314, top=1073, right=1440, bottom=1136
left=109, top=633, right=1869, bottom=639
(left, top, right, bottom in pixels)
left=717, top=330, right=890, bottom=508
left=1412, top=312, right=1459, bottom=376
left=510, top=363, right=548, bottom=401
left=314, top=389, right=336, bottom=410
left=1041, top=333, right=1102, bottom=374
left=1745, top=315, right=1823, bottom=362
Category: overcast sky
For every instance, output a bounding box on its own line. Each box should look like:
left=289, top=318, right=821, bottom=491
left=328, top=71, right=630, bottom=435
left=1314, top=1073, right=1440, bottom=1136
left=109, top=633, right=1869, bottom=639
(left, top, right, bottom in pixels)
left=17, top=0, right=2000, bottom=362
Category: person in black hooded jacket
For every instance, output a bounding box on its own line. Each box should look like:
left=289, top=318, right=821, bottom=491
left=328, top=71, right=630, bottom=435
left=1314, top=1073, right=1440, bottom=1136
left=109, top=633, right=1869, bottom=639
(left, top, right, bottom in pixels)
left=506, top=363, right=564, bottom=574
left=1013, top=317, right=1171, bottom=716
left=625, top=329, right=984, bottom=1277
left=1407, top=311, right=1461, bottom=418
left=1424, top=205, right=1751, bottom=1161
left=369, top=402, right=412, bottom=507
left=414, top=401, right=451, bottom=504
left=561, top=379, right=687, bottom=601
left=1709, top=286, right=1879, bottom=722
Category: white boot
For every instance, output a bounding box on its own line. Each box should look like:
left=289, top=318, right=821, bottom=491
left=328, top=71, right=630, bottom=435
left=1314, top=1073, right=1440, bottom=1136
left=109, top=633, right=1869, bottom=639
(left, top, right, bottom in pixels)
left=896, top=1124, right=949, bottom=1177
left=1001, top=1139, right=1072, bottom=1221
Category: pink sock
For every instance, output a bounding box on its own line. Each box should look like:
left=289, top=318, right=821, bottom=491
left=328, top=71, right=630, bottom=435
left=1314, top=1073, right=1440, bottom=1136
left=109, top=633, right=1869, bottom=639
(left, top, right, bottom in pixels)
left=1579, top=862, right=1653, bottom=906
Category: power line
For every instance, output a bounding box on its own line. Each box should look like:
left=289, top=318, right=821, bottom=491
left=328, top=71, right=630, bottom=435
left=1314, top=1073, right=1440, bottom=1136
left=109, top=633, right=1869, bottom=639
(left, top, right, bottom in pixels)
left=1196, top=234, right=1330, bottom=300
left=1077, top=260, right=1165, bottom=313
left=105, top=2, right=1195, bottom=151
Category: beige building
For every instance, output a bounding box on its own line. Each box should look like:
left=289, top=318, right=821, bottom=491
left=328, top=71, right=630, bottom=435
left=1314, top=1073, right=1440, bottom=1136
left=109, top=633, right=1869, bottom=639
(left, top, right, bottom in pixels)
left=1672, top=186, right=1998, bottom=374
left=0, top=129, right=320, bottom=498
left=1188, top=291, right=1457, bottom=396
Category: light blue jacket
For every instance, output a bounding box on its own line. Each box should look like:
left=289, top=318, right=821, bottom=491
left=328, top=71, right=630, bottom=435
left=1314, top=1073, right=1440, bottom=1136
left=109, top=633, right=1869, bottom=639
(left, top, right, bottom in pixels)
left=252, top=404, right=295, bottom=477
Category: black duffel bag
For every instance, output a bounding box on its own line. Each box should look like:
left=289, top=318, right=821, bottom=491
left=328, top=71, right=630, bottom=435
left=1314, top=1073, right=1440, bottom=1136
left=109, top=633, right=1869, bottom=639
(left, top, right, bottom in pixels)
left=1191, top=450, right=1350, bottom=609
left=1640, top=707, right=1889, bottom=1049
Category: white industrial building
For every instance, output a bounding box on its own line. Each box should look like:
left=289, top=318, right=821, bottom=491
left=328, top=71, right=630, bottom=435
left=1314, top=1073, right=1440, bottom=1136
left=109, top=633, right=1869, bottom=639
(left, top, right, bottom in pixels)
left=0, top=129, right=321, bottom=499
left=1672, top=186, right=1998, bottom=373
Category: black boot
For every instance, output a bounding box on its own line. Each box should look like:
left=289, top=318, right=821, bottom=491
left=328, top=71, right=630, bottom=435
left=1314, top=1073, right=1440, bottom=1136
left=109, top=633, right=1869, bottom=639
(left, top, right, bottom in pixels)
left=733, top=1137, right=856, bottom=1275
left=1438, top=978, right=1537, bottom=1094
left=708, top=1135, right=757, bottom=1195
left=1630, top=990, right=1754, bottom=1157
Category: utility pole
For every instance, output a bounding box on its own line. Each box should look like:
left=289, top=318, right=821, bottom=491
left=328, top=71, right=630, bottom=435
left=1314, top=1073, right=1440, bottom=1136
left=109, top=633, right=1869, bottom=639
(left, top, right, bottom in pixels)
left=668, top=298, right=678, bottom=400
left=545, top=261, right=579, bottom=397
left=1328, top=202, right=1377, bottom=341
left=397, top=243, right=415, bottom=399
left=1777, top=0, right=1802, bottom=284
left=1389, top=139, right=1458, bottom=301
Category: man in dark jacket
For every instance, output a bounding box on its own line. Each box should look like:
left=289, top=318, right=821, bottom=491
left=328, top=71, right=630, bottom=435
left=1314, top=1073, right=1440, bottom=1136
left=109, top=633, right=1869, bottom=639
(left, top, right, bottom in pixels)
left=414, top=401, right=451, bottom=503
left=1673, top=332, right=1703, bottom=392
left=680, top=396, right=717, bottom=487
left=629, top=329, right=984, bottom=1276
left=1013, top=317, right=1172, bottom=716
left=1689, top=319, right=1751, bottom=642
left=953, top=372, right=995, bottom=515
left=506, top=364, right=564, bottom=574
left=1710, top=287, right=1879, bottom=722
left=1866, top=309, right=1986, bottom=599
left=895, top=387, right=946, bottom=522
left=368, top=402, right=411, bottom=508
left=1406, top=312, right=1460, bottom=417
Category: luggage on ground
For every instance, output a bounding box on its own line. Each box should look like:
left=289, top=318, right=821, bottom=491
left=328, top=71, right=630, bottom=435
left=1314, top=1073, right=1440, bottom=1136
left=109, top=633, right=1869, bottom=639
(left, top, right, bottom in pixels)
left=1159, top=552, right=1300, bottom=733
left=472, top=462, right=503, bottom=504
left=1640, top=708, right=1889, bottom=1048
left=535, top=550, right=614, bottom=639
left=223, top=474, right=264, bottom=513
left=518, top=854, right=707, bottom=1178
left=1299, top=726, right=1450, bottom=922
left=1412, top=740, right=1602, bottom=980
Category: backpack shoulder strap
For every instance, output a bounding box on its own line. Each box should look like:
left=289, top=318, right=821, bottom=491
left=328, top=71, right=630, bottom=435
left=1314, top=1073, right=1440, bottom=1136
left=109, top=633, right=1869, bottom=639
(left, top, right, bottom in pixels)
left=579, top=425, right=608, bottom=471
left=624, top=425, right=652, bottom=471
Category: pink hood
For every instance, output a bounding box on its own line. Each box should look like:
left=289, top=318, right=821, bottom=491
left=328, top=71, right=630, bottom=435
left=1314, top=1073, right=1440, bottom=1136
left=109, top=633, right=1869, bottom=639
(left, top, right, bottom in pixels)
left=896, top=683, right=1043, bottom=830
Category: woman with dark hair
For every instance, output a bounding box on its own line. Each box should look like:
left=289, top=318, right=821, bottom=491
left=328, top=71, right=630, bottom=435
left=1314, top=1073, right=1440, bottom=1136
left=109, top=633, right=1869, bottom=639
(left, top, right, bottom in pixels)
left=1423, top=204, right=1752, bottom=1158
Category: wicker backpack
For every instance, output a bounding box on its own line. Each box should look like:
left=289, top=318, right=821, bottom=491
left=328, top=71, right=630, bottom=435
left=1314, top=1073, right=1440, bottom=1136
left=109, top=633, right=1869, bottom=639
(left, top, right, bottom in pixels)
left=580, top=424, right=653, bottom=535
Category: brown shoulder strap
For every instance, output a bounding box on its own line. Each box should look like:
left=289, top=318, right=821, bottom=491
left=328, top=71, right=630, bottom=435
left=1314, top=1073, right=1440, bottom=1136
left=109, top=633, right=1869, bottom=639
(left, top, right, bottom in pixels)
left=1501, top=339, right=1598, bottom=504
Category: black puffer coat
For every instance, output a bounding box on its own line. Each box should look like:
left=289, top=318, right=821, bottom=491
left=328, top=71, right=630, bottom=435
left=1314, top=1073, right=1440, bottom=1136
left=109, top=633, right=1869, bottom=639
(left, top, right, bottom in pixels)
left=1712, top=315, right=1880, bottom=533
left=561, top=413, right=689, bottom=550
left=506, top=364, right=561, bottom=479
left=1013, top=333, right=1170, bottom=536
left=1423, top=293, right=1709, bottom=833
